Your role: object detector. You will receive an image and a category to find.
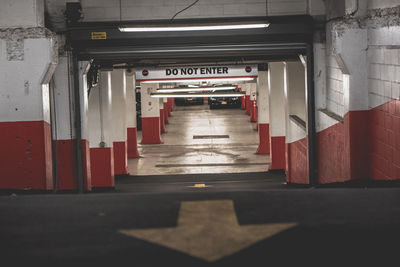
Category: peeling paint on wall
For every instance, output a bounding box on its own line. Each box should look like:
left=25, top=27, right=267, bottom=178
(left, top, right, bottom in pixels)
left=0, top=27, right=56, bottom=61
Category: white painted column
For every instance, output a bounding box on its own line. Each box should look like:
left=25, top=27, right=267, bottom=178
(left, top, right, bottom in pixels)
left=88, top=71, right=114, bottom=187
left=111, top=70, right=128, bottom=175
left=256, top=71, right=270, bottom=154
left=140, top=83, right=162, bottom=144
left=268, top=62, right=286, bottom=170
left=125, top=69, right=139, bottom=158
left=284, top=61, right=308, bottom=183
left=52, top=56, right=92, bottom=191
left=159, top=98, right=166, bottom=133
left=163, top=97, right=170, bottom=123
left=0, top=0, right=57, bottom=190
left=245, top=83, right=251, bottom=115
left=249, top=83, right=257, bottom=122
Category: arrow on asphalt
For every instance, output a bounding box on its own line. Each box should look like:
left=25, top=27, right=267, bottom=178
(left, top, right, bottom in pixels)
left=119, top=200, right=297, bottom=262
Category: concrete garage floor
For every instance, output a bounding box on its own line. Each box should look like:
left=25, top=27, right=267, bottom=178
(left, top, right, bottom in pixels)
left=129, top=103, right=269, bottom=175
left=3, top=104, right=400, bottom=266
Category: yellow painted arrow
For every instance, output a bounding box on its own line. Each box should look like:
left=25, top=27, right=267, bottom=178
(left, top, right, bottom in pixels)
left=119, top=200, right=297, bottom=262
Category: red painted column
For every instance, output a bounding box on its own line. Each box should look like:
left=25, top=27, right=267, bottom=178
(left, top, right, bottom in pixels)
left=111, top=70, right=129, bottom=175
left=51, top=58, right=92, bottom=191
left=256, top=70, right=270, bottom=154
left=127, top=128, right=139, bottom=158
left=257, top=124, right=270, bottom=154
left=90, top=147, right=115, bottom=187
left=88, top=71, right=115, bottom=188
left=163, top=100, right=169, bottom=124
left=141, top=117, right=162, bottom=144
left=250, top=101, right=257, bottom=122
left=126, top=71, right=139, bottom=158
left=245, top=95, right=251, bottom=115
left=160, top=108, right=166, bottom=133
left=269, top=62, right=286, bottom=171
left=240, top=85, right=246, bottom=110
left=141, top=83, right=162, bottom=144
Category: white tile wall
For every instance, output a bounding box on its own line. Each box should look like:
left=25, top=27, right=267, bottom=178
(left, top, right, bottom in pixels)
left=368, top=46, right=400, bottom=109
left=325, top=50, right=345, bottom=117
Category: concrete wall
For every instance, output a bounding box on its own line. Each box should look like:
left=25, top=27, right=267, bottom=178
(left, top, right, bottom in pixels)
left=43, top=0, right=325, bottom=31
left=316, top=1, right=400, bottom=183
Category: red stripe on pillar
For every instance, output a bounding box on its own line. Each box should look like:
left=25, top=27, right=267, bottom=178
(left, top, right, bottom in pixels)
left=286, top=138, right=308, bottom=184
left=90, top=147, right=114, bottom=188
left=0, top=121, right=53, bottom=190
left=245, top=95, right=251, bottom=115
left=54, top=139, right=92, bottom=191
left=141, top=117, right=162, bottom=144
left=269, top=136, right=286, bottom=170
left=240, top=96, right=246, bottom=110
left=113, top=141, right=129, bottom=175
left=250, top=101, right=257, bottom=122
left=163, top=103, right=169, bottom=124
left=127, top=127, right=139, bottom=158
left=256, top=123, right=270, bottom=154
left=160, top=109, right=166, bottom=133
left=81, top=139, right=92, bottom=191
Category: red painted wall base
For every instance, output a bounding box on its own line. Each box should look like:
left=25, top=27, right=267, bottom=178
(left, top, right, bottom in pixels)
left=256, top=123, right=270, bottom=154
left=113, top=141, right=129, bottom=175
left=269, top=136, right=286, bottom=170
left=163, top=103, right=169, bottom=123
left=0, top=121, right=53, bottom=190
left=245, top=95, right=251, bottom=115
left=370, top=98, right=400, bottom=180
left=54, top=139, right=92, bottom=191
left=141, top=117, right=162, bottom=144
left=160, top=109, right=166, bottom=133
left=127, top=127, right=139, bottom=158
left=286, top=138, right=308, bottom=184
left=90, top=147, right=114, bottom=188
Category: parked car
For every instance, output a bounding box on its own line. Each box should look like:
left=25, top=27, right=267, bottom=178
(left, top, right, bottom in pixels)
left=174, top=96, right=204, bottom=106
left=208, top=89, right=241, bottom=109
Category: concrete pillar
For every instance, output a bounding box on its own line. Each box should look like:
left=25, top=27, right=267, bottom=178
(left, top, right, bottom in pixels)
left=52, top=55, right=92, bottom=190
left=268, top=62, right=286, bottom=170
left=111, top=70, right=128, bottom=175
left=0, top=1, right=57, bottom=190
left=140, top=83, right=162, bottom=144
left=245, top=84, right=251, bottom=115
left=256, top=71, right=270, bottom=154
left=125, top=70, right=139, bottom=158
left=239, top=85, right=246, bottom=110
left=88, top=71, right=114, bottom=188
left=284, top=62, right=308, bottom=183
left=159, top=98, right=166, bottom=133
left=250, top=83, right=257, bottom=122
left=163, top=98, right=169, bottom=124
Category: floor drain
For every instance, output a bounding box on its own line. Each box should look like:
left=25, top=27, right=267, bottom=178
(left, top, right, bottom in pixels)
left=193, top=135, right=230, bottom=139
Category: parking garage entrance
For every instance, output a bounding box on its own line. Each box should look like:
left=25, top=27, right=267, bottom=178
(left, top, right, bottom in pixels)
left=64, top=15, right=315, bottom=192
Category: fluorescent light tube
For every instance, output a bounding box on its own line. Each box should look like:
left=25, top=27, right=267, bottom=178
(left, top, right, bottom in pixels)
left=150, top=92, right=245, bottom=98
left=119, top=23, right=269, bottom=32
left=157, top=86, right=236, bottom=93
left=140, top=77, right=255, bottom=83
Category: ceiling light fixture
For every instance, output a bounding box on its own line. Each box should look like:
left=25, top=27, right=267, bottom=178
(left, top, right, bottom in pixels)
left=119, top=22, right=269, bottom=32
left=140, top=77, right=256, bottom=83
left=151, top=92, right=245, bottom=98
left=157, top=86, right=236, bottom=93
